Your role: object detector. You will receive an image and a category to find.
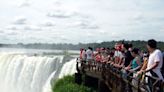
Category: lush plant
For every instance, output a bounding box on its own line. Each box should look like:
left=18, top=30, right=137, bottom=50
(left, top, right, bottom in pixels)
left=52, top=75, right=93, bottom=92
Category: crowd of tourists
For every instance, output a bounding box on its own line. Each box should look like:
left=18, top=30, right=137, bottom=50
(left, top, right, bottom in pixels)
left=79, top=39, right=164, bottom=92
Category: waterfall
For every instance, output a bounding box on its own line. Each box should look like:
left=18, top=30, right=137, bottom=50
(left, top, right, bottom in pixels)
left=0, top=53, right=77, bottom=92
left=58, top=58, right=77, bottom=78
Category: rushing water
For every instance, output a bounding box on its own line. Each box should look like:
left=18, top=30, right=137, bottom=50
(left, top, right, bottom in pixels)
left=0, top=48, right=77, bottom=92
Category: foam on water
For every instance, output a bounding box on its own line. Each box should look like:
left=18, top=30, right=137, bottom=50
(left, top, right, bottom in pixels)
left=0, top=53, right=77, bottom=92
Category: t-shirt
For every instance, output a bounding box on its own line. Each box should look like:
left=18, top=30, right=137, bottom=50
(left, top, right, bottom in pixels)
left=95, top=54, right=102, bottom=62
left=146, top=49, right=164, bottom=81
left=124, top=51, right=134, bottom=67
left=86, top=49, right=93, bottom=60
left=131, top=56, right=140, bottom=69
left=114, top=51, right=123, bottom=64
left=114, top=51, right=123, bottom=58
left=81, top=50, right=86, bottom=60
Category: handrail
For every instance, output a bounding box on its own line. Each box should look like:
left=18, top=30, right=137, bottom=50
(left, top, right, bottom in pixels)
left=76, top=59, right=164, bottom=92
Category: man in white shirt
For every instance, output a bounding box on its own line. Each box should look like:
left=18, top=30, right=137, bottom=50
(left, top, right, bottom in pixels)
left=86, top=47, right=94, bottom=70
left=145, top=39, right=164, bottom=82
left=86, top=47, right=93, bottom=61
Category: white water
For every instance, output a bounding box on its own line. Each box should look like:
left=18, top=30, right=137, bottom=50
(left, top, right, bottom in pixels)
left=59, top=59, right=77, bottom=78
left=0, top=53, right=77, bottom=92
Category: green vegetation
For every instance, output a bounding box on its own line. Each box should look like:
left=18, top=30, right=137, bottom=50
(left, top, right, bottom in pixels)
left=1, top=40, right=164, bottom=51
left=52, top=75, right=93, bottom=92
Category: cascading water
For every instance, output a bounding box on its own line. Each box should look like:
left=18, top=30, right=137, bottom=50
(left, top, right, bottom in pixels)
left=0, top=53, right=77, bottom=92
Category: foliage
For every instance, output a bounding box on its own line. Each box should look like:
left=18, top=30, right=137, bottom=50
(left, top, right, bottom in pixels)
left=52, top=75, right=93, bottom=92
left=1, top=40, right=164, bottom=51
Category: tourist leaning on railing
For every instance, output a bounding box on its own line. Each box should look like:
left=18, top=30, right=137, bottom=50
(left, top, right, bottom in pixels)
left=116, top=43, right=134, bottom=79
left=124, top=48, right=142, bottom=73
left=100, top=47, right=108, bottom=63
left=144, top=39, right=164, bottom=81
left=94, top=48, right=102, bottom=71
left=114, top=43, right=124, bottom=64
left=111, top=43, right=124, bottom=68
left=134, top=39, right=164, bottom=92
left=136, top=53, right=149, bottom=76
left=113, top=43, right=134, bottom=69
left=78, top=40, right=164, bottom=92
left=124, top=48, right=142, bottom=92
left=121, top=43, right=134, bottom=68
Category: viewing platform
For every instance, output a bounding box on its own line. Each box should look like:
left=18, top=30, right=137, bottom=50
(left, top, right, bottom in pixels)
left=75, top=59, right=164, bottom=92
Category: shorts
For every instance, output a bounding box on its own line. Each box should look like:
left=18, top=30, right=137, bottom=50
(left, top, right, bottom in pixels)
left=86, top=59, right=94, bottom=64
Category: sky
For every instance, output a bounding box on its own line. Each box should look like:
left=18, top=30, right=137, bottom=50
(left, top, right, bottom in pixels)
left=0, top=0, right=164, bottom=44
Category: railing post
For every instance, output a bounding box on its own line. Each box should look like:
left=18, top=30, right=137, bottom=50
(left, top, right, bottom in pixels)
left=76, top=58, right=80, bottom=73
